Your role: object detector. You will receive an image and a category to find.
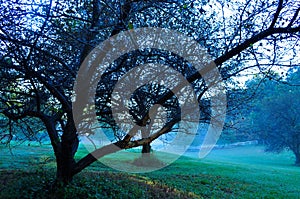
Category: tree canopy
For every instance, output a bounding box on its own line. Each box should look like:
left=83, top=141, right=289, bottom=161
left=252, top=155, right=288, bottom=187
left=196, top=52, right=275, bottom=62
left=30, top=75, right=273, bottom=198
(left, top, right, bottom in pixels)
left=244, top=69, right=300, bottom=165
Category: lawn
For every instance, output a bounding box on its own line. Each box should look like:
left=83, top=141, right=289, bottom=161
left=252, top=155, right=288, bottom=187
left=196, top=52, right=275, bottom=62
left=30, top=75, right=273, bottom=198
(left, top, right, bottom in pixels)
left=0, top=143, right=299, bottom=198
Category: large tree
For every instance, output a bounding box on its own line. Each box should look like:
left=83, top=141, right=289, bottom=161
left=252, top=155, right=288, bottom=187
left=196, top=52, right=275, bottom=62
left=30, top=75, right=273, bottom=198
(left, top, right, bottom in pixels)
left=0, top=0, right=299, bottom=183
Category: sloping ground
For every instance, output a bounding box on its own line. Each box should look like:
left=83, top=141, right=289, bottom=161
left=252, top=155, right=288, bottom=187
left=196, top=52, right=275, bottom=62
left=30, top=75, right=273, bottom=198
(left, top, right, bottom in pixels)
left=0, top=144, right=300, bottom=198
left=0, top=170, right=202, bottom=199
left=0, top=168, right=266, bottom=199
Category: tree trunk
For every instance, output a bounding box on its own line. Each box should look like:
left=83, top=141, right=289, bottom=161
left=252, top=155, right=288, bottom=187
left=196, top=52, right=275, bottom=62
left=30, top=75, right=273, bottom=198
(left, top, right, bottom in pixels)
left=55, top=155, right=63, bottom=182
left=59, top=119, right=79, bottom=184
left=55, top=138, right=78, bottom=184
left=142, top=143, right=151, bottom=158
left=43, top=118, right=65, bottom=184
left=295, top=152, right=300, bottom=166
left=45, top=116, right=79, bottom=185
left=141, top=124, right=151, bottom=158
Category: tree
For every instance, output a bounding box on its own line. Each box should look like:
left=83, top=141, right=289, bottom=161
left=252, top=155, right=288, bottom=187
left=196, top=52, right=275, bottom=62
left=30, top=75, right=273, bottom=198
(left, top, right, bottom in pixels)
left=0, top=0, right=299, bottom=184
left=247, top=70, right=300, bottom=165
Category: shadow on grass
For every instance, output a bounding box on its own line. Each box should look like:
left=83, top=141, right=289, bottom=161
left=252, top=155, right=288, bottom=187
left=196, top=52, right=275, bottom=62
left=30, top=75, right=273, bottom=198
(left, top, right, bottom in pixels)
left=131, top=154, right=166, bottom=168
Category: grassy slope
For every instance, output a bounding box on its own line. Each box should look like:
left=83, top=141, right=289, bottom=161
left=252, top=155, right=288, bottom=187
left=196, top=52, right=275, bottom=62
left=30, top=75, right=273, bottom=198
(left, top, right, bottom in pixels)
left=0, top=144, right=299, bottom=198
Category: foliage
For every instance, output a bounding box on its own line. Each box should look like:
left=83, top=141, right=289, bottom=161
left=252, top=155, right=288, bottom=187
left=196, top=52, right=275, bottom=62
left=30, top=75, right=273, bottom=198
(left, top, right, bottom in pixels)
left=245, top=69, right=300, bottom=165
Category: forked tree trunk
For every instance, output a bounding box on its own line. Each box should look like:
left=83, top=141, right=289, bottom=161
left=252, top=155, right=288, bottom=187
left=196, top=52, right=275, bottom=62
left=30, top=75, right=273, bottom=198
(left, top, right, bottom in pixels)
left=45, top=117, right=79, bottom=184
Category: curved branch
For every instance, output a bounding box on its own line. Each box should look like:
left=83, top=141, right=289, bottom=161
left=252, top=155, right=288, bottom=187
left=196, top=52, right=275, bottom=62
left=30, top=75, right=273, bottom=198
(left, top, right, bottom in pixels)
left=214, top=26, right=300, bottom=67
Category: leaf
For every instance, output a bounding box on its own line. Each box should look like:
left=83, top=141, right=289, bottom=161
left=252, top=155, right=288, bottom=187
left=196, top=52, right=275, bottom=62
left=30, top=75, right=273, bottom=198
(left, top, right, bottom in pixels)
left=128, top=22, right=133, bottom=30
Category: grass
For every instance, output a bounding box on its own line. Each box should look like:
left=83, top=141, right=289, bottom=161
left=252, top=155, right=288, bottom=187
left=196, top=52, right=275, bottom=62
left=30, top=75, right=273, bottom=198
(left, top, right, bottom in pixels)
left=0, top=144, right=300, bottom=198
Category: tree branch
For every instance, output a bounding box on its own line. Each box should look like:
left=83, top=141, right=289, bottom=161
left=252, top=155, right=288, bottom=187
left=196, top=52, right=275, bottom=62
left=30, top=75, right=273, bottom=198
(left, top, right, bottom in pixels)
left=287, top=7, right=300, bottom=28
left=270, top=0, right=284, bottom=28
left=72, top=117, right=178, bottom=175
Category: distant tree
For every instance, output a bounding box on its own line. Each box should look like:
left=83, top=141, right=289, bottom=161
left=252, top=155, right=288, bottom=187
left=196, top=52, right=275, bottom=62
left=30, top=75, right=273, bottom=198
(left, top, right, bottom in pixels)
left=246, top=70, right=300, bottom=165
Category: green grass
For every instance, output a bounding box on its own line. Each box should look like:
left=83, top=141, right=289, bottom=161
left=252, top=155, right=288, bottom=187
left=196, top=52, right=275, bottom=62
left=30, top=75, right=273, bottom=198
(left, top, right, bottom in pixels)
left=0, top=144, right=300, bottom=198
